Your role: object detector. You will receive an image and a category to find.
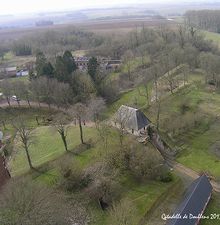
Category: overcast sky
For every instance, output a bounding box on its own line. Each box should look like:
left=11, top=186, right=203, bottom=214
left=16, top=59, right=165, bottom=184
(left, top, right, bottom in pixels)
left=0, top=0, right=200, bottom=15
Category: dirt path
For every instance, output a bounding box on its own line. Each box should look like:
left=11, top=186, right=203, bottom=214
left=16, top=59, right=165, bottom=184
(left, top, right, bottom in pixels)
left=171, top=161, right=220, bottom=193
left=0, top=100, right=60, bottom=111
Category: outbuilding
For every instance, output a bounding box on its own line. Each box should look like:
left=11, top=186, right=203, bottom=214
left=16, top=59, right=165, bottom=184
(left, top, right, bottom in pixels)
left=115, top=105, right=151, bottom=135
left=167, top=174, right=212, bottom=225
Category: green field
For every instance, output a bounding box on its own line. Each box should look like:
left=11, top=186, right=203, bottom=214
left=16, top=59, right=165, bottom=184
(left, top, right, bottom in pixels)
left=1, top=51, right=34, bottom=67
left=203, top=30, right=220, bottom=47
left=201, top=193, right=220, bottom=225
left=10, top=126, right=98, bottom=176
left=145, top=72, right=220, bottom=179
left=106, top=83, right=152, bottom=118
left=0, top=107, right=60, bottom=136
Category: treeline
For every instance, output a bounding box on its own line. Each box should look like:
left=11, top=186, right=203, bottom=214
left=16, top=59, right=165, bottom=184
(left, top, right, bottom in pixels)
left=1, top=27, right=105, bottom=57
left=185, top=10, right=220, bottom=32
left=12, top=42, right=32, bottom=56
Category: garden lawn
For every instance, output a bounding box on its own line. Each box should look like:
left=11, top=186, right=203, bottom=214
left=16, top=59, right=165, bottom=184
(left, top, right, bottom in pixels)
left=106, top=83, right=152, bottom=116
left=10, top=126, right=98, bottom=176
left=203, top=30, right=220, bottom=48
left=177, top=121, right=220, bottom=179
left=0, top=107, right=60, bottom=135
left=201, top=193, right=220, bottom=225
left=146, top=76, right=220, bottom=179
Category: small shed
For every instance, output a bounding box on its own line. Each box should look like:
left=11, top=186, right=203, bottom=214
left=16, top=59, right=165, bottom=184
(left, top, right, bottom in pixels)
left=115, top=105, right=151, bottom=135
left=167, top=174, right=212, bottom=225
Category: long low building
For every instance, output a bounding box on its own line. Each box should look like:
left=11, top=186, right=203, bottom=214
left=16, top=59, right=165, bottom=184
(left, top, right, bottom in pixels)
left=167, top=174, right=212, bottom=225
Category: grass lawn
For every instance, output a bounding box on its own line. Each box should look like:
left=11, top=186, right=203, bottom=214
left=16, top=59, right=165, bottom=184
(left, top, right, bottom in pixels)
left=0, top=107, right=61, bottom=136
left=106, top=83, right=152, bottom=116
left=177, top=121, right=220, bottom=179
left=10, top=126, right=98, bottom=176
left=145, top=73, right=220, bottom=179
left=201, top=193, right=220, bottom=225
left=106, top=56, right=150, bottom=82
left=203, top=30, right=220, bottom=47
left=2, top=51, right=34, bottom=67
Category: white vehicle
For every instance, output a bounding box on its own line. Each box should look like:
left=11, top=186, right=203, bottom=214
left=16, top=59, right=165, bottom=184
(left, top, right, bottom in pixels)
left=11, top=95, right=20, bottom=101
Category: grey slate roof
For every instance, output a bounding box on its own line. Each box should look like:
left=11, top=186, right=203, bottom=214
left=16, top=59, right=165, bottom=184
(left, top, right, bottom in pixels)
left=167, top=175, right=212, bottom=225
left=115, top=105, right=150, bottom=131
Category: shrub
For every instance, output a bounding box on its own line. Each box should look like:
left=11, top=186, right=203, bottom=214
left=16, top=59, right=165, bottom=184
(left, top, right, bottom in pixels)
left=108, top=198, right=138, bottom=225
left=159, top=171, right=173, bottom=183
left=57, top=156, right=83, bottom=192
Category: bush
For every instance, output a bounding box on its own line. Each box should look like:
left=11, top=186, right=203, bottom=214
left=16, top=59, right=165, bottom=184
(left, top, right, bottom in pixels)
left=208, top=80, right=216, bottom=86
left=83, top=163, right=121, bottom=206
left=57, top=156, right=83, bottom=192
left=108, top=198, right=138, bottom=225
left=159, top=171, right=173, bottom=183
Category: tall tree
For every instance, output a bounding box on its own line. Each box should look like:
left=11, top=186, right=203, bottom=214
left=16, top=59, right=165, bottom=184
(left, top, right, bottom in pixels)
left=0, top=79, right=12, bottom=106
left=35, top=52, right=54, bottom=78
left=88, top=57, right=98, bottom=82
left=35, top=51, right=47, bottom=76
left=70, top=103, right=87, bottom=145
left=63, top=50, right=77, bottom=74
left=54, top=116, right=69, bottom=152
left=13, top=120, right=34, bottom=169
left=55, top=56, right=69, bottom=83
left=122, top=50, right=134, bottom=81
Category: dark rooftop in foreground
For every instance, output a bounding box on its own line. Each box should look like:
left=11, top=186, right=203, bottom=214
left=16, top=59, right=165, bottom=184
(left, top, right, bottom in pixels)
left=167, top=175, right=212, bottom=225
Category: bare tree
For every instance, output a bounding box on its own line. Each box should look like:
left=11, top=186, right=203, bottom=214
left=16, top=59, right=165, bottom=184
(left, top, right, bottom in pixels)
left=30, top=78, right=42, bottom=107
left=84, top=163, right=120, bottom=209
left=53, top=114, right=69, bottom=152
left=0, top=79, right=12, bottom=106
left=122, top=50, right=134, bottom=81
left=95, top=121, right=111, bottom=150
left=70, top=103, right=87, bottom=144
left=0, top=177, right=89, bottom=225
left=138, top=84, right=150, bottom=107
left=13, top=120, right=34, bottom=169
left=87, top=97, right=106, bottom=122
left=161, top=53, right=176, bottom=94
left=156, top=99, right=161, bottom=131
left=150, top=64, right=161, bottom=102
left=178, top=25, right=187, bottom=49
left=181, top=64, right=190, bottom=86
